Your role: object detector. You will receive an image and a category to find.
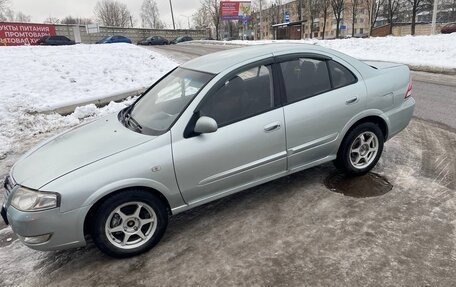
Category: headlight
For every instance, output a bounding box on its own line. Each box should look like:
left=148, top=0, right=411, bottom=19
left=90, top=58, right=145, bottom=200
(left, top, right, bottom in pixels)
left=11, top=187, right=59, bottom=212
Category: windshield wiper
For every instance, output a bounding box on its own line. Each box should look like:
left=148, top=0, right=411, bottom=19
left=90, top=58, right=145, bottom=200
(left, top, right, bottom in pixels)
left=122, top=105, right=143, bottom=133
left=128, top=115, right=142, bottom=131
left=125, top=113, right=142, bottom=133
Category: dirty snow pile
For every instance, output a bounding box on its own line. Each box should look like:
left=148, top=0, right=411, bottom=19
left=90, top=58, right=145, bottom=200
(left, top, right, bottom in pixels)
left=230, top=33, right=456, bottom=70
left=0, top=44, right=177, bottom=158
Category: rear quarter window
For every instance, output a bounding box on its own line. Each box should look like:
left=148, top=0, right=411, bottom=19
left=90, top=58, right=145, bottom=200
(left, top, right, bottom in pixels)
left=328, top=60, right=357, bottom=89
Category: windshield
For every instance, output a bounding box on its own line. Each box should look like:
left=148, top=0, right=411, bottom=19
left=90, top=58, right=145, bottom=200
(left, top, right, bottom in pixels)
left=129, top=68, right=213, bottom=134
left=99, top=36, right=110, bottom=42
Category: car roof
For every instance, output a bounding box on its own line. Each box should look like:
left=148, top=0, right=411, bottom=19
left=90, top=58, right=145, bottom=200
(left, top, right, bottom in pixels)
left=181, top=43, right=366, bottom=74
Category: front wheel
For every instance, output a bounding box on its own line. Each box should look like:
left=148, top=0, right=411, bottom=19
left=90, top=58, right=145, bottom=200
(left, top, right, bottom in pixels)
left=334, top=122, right=384, bottom=176
left=91, top=189, right=168, bottom=258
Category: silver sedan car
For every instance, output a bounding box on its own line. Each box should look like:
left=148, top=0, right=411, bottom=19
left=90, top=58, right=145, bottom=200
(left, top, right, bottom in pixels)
left=2, top=44, right=415, bottom=257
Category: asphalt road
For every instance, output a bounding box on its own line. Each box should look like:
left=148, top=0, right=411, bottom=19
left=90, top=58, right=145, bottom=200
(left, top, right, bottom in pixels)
left=0, top=43, right=455, bottom=287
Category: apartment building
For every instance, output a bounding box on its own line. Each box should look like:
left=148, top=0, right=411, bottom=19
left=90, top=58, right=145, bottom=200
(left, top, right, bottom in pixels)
left=251, top=0, right=371, bottom=39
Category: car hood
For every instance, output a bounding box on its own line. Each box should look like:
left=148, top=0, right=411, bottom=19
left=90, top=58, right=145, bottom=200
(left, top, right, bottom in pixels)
left=12, top=113, right=153, bottom=189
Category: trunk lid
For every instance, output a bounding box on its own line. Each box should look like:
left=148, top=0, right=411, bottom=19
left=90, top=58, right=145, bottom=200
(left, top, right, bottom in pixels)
left=363, top=60, right=404, bottom=70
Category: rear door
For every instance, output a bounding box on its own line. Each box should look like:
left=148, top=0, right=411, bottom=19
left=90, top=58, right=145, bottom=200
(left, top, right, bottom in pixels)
left=279, top=56, right=366, bottom=172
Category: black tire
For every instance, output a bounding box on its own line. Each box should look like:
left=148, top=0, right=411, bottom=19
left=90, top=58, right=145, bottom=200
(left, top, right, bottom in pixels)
left=333, top=122, right=384, bottom=176
left=91, top=189, right=168, bottom=258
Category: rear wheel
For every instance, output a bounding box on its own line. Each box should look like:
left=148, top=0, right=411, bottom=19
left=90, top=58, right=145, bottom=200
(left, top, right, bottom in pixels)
left=334, top=122, right=384, bottom=176
left=91, top=189, right=168, bottom=258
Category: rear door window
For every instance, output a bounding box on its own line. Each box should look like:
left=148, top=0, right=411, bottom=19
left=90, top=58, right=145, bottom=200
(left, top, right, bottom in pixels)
left=280, top=58, right=332, bottom=103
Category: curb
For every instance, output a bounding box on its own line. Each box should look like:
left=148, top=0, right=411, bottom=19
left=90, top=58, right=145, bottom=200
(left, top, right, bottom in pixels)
left=408, top=65, right=456, bottom=75
left=39, top=88, right=146, bottom=116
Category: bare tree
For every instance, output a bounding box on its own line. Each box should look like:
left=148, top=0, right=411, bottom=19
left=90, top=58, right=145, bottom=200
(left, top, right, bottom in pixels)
left=192, top=5, right=211, bottom=29
left=61, top=16, right=94, bottom=25
left=332, top=0, right=345, bottom=38
left=0, top=0, right=31, bottom=23
left=387, top=0, right=401, bottom=34
left=4, top=8, right=14, bottom=21
left=408, top=0, right=432, bottom=34
left=251, top=0, right=270, bottom=10
left=94, top=0, right=132, bottom=27
left=274, top=0, right=285, bottom=22
left=448, top=0, right=456, bottom=21
left=365, top=0, right=385, bottom=35
left=308, top=0, right=323, bottom=38
left=44, top=17, right=60, bottom=24
left=14, top=11, right=31, bottom=22
left=351, top=0, right=360, bottom=36
left=0, top=0, right=9, bottom=21
left=439, top=0, right=455, bottom=22
left=201, top=0, right=221, bottom=40
left=321, top=0, right=331, bottom=38
left=141, top=0, right=164, bottom=29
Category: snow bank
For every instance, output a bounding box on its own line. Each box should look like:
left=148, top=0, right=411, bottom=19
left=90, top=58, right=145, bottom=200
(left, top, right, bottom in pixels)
left=230, top=33, right=456, bottom=70
left=0, top=44, right=177, bottom=112
left=0, top=44, right=177, bottom=157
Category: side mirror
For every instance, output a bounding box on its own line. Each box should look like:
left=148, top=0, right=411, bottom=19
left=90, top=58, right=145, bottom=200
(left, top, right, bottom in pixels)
left=194, top=116, right=218, bottom=134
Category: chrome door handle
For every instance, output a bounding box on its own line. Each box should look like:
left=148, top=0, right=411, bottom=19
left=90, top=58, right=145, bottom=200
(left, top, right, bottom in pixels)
left=264, top=122, right=281, bottom=132
left=346, top=97, right=358, bottom=104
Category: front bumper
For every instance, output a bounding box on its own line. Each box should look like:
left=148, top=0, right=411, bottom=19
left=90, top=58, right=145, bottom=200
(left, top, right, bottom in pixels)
left=3, top=203, right=89, bottom=251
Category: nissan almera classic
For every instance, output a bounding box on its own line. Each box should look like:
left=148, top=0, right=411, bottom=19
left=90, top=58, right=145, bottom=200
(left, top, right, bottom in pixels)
left=1, top=44, right=415, bottom=258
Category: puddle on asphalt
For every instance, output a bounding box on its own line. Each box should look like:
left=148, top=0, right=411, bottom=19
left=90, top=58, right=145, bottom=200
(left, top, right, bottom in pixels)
left=324, top=172, right=393, bottom=198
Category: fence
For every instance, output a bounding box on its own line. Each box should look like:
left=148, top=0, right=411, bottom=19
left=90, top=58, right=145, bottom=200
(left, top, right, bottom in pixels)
left=372, top=22, right=449, bottom=37
left=54, top=24, right=208, bottom=44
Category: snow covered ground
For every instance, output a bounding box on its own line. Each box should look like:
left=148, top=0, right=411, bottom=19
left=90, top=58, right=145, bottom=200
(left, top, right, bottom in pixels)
left=0, top=44, right=177, bottom=158
left=229, top=34, right=456, bottom=70
left=0, top=44, right=177, bottom=112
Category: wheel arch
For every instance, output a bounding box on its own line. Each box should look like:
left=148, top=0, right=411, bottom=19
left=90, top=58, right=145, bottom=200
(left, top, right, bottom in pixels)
left=340, top=112, right=390, bottom=145
left=83, top=186, right=172, bottom=237
left=347, top=116, right=388, bottom=141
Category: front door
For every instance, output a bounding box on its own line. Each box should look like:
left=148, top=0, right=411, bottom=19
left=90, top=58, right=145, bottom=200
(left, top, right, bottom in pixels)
left=172, top=64, right=287, bottom=205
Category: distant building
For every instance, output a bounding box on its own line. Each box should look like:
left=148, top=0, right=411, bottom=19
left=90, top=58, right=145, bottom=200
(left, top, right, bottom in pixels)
left=251, top=0, right=371, bottom=40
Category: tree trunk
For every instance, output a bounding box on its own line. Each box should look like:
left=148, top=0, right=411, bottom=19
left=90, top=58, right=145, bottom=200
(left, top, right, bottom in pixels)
left=322, top=11, right=327, bottom=39
left=388, top=0, right=393, bottom=35
left=388, top=9, right=393, bottom=34
left=310, top=17, right=314, bottom=38
left=411, top=4, right=417, bottom=35
left=336, top=19, right=340, bottom=38
left=352, top=4, right=356, bottom=36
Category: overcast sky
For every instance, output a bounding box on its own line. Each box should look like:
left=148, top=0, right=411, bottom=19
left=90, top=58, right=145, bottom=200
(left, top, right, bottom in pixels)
left=10, top=0, right=200, bottom=28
